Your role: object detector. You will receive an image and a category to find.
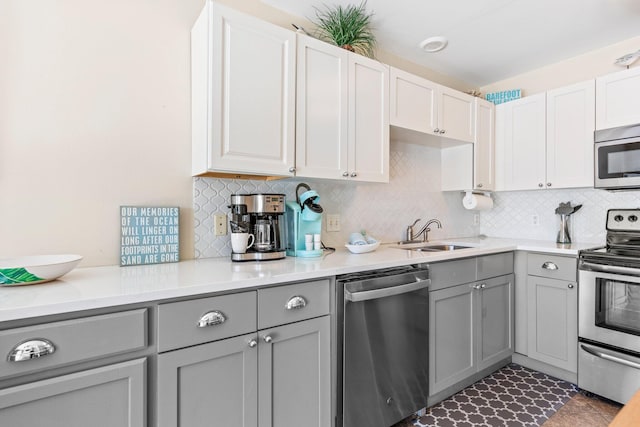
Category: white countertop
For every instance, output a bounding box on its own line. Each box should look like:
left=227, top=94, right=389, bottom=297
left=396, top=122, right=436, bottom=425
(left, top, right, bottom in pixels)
left=0, top=237, right=601, bottom=322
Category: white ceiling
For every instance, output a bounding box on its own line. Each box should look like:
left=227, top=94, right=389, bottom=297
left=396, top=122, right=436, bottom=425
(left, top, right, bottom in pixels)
left=261, top=0, right=640, bottom=87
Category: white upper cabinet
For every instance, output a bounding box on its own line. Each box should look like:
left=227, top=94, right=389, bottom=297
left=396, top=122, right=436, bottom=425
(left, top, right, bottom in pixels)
left=596, top=66, right=640, bottom=130
left=296, top=34, right=389, bottom=182
left=495, top=93, right=547, bottom=191
left=191, top=2, right=296, bottom=177
left=546, top=80, right=595, bottom=189
left=474, top=98, right=496, bottom=191
left=438, top=86, right=475, bottom=142
left=390, top=67, right=475, bottom=143
left=496, top=80, right=595, bottom=191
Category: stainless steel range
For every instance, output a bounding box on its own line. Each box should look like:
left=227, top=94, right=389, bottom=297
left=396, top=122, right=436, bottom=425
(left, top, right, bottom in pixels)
left=578, top=208, right=640, bottom=404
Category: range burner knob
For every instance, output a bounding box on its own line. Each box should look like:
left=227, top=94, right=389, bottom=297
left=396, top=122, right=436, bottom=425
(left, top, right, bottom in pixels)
left=629, top=215, right=638, bottom=222
left=615, top=215, right=624, bottom=222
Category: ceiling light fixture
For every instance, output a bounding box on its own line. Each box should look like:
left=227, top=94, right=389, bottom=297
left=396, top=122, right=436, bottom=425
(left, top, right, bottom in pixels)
left=419, top=36, right=448, bottom=53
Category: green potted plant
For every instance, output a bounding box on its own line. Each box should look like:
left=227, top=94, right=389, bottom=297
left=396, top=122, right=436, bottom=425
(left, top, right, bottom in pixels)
left=312, top=2, right=376, bottom=58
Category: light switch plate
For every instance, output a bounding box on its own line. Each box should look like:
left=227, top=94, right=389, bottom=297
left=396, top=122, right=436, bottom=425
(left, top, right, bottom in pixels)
left=214, top=214, right=227, bottom=236
left=326, top=214, right=341, bottom=232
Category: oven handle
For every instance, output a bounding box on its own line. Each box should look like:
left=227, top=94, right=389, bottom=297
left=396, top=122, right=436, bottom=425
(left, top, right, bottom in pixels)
left=581, top=344, right=640, bottom=370
left=344, top=278, right=430, bottom=303
left=580, top=261, right=640, bottom=277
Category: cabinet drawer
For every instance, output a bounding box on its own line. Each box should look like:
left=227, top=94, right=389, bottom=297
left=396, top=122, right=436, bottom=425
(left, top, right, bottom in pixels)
left=527, top=253, right=577, bottom=281
left=258, top=280, right=330, bottom=329
left=429, top=258, right=477, bottom=291
left=157, top=292, right=256, bottom=352
left=477, top=252, right=514, bottom=280
left=0, top=309, right=147, bottom=378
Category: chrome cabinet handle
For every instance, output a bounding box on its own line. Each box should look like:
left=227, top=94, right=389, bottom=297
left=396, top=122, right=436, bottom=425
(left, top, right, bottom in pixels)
left=197, top=310, right=226, bottom=328
left=472, top=284, right=481, bottom=290
left=288, top=167, right=296, bottom=173
left=248, top=339, right=258, bottom=348
left=440, top=129, right=446, bottom=134
left=568, top=284, right=574, bottom=289
left=285, top=296, right=307, bottom=310
left=350, top=172, right=357, bottom=178
left=538, top=183, right=543, bottom=188
left=263, top=335, right=273, bottom=343
left=480, top=283, right=486, bottom=288
left=547, top=182, right=552, bottom=187
left=8, top=339, right=56, bottom=362
left=477, top=183, right=483, bottom=188
left=542, top=262, right=558, bottom=270
left=434, top=128, right=440, bottom=133
left=342, top=171, right=349, bottom=177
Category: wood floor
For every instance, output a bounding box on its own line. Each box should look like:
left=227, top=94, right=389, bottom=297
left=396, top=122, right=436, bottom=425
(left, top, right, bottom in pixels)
left=541, top=391, right=622, bottom=427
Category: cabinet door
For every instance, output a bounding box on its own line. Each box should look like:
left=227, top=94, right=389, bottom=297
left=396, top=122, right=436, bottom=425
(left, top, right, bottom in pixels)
left=429, top=283, right=475, bottom=396
left=495, top=93, right=546, bottom=190
left=477, top=274, right=514, bottom=371
left=527, top=275, right=577, bottom=372
left=596, top=66, right=640, bottom=130
left=438, top=86, right=475, bottom=142
left=474, top=98, right=496, bottom=191
left=348, top=55, right=390, bottom=183
left=258, top=316, right=330, bottom=427
left=546, top=80, right=595, bottom=189
left=0, top=358, right=146, bottom=427
left=295, top=35, right=349, bottom=180
left=194, top=3, right=296, bottom=176
left=157, top=334, right=258, bottom=427
left=389, top=67, right=438, bottom=134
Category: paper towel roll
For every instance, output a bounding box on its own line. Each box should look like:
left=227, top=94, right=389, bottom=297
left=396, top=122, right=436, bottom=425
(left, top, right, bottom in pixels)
left=463, top=193, right=493, bottom=210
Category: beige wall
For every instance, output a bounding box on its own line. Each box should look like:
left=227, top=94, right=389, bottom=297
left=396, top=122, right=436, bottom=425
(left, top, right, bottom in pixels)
left=481, top=35, right=640, bottom=95
left=0, top=0, right=470, bottom=267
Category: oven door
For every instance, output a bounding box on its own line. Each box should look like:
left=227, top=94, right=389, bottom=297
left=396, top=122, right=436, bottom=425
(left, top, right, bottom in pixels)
left=579, top=265, right=640, bottom=353
left=595, top=137, right=640, bottom=189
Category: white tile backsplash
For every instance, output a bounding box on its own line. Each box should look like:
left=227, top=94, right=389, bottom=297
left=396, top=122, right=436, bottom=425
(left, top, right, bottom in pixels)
left=480, top=187, right=640, bottom=244
left=194, top=141, right=479, bottom=258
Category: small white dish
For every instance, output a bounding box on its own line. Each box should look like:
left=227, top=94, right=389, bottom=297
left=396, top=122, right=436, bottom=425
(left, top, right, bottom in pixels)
left=0, top=255, right=83, bottom=286
left=345, top=241, right=380, bottom=254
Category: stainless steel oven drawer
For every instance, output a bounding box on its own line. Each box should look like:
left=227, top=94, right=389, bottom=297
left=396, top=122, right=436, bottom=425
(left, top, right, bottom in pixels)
left=528, top=253, right=577, bottom=281
left=579, top=342, right=640, bottom=404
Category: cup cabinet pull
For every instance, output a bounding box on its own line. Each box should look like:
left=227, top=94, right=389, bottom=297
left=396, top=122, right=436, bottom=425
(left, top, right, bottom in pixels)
left=541, top=261, right=558, bottom=270
left=197, top=310, right=226, bottom=328
left=285, top=296, right=307, bottom=310
left=8, top=339, right=56, bottom=362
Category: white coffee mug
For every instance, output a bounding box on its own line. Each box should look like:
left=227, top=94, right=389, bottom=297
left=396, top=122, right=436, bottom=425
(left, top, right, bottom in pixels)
left=231, top=233, right=255, bottom=254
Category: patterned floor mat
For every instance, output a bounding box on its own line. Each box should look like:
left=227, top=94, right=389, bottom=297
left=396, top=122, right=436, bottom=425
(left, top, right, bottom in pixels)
left=413, top=364, right=577, bottom=427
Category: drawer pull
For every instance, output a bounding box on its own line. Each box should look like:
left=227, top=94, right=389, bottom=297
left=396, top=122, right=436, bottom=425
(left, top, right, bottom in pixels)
left=285, top=296, right=307, bottom=310
left=541, top=262, right=558, bottom=270
left=8, top=339, right=56, bottom=362
left=197, top=310, right=226, bottom=328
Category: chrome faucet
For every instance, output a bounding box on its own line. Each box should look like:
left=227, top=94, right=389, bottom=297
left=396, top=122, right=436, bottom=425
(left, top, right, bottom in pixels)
left=406, top=218, right=442, bottom=242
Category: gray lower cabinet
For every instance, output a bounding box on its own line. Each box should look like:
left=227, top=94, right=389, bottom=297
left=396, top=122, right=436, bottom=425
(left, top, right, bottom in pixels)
left=526, top=275, right=577, bottom=372
left=0, top=358, right=146, bottom=427
left=157, top=317, right=330, bottom=427
left=430, top=274, right=514, bottom=396
left=258, top=316, right=331, bottom=427
left=157, top=333, right=258, bottom=427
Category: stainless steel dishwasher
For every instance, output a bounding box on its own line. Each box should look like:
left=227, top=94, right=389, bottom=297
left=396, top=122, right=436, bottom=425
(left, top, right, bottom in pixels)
left=336, top=265, right=430, bottom=427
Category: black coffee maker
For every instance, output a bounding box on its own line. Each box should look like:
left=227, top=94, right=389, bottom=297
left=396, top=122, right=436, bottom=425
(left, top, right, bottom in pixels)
left=229, top=193, right=286, bottom=261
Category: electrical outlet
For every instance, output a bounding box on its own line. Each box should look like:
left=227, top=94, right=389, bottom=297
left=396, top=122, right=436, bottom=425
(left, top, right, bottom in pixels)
left=532, top=214, right=539, bottom=226
left=326, top=214, right=341, bottom=232
left=473, top=214, right=480, bottom=226
left=214, top=213, right=227, bottom=236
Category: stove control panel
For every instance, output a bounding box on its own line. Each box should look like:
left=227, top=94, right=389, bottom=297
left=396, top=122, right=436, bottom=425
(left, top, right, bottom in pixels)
left=607, top=209, right=640, bottom=231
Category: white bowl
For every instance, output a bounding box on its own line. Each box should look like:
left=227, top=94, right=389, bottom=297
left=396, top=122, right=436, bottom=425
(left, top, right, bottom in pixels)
left=0, top=254, right=83, bottom=286
left=345, top=241, right=380, bottom=254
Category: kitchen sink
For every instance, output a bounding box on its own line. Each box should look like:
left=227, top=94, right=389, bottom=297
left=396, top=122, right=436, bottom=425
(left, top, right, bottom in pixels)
left=393, top=243, right=474, bottom=252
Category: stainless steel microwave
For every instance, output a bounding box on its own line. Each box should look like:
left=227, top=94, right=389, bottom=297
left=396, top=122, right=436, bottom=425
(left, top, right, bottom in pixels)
left=595, top=123, right=640, bottom=190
